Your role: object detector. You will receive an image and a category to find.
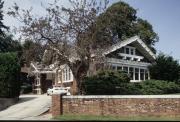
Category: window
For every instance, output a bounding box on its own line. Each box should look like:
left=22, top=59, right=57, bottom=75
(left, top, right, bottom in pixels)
left=126, top=48, right=129, bottom=54
left=129, top=67, right=134, bottom=80
left=123, top=66, right=128, bottom=73
left=140, top=69, right=144, bottom=80
left=117, top=66, right=122, bottom=71
left=135, top=68, right=139, bottom=80
left=131, top=49, right=134, bottom=55
left=145, top=70, right=149, bottom=80
left=62, top=66, right=73, bottom=82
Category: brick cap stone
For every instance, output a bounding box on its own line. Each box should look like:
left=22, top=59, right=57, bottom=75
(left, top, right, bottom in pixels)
left=63, top=95, right=180, bottom=99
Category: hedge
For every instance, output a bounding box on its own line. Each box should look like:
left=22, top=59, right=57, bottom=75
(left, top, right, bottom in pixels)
left=82, top=70, right=130, bottom=95
left=0, top=52, right=21, bottom=98
left=82, top=70, right=180, bottom=95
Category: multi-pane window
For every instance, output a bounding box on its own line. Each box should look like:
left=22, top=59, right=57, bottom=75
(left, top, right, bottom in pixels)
left=62, top=66, right=73, bottom=82
left=124, top=46, right=135, bottom=55
left=108, top=64, right=149, bottom=81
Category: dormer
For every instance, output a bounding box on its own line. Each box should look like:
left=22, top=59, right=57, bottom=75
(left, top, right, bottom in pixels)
left=118, top=46, right=144, bottom=62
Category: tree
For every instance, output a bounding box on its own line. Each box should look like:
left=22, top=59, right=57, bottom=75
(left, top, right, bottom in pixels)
left=0, top=34, right=22, bottom=53
left=96, top=1, right=158, bottom=53
left=0, top=0, right=8, bottom=36
left=8, top=0, right=110, bottom=94
left=149, top=53, right=180, bottom=82
left=0, top=52, right=21, bottom=98
left=8, top=0, right=159, bottom=94
left=21, top=39, right=44, bottom=66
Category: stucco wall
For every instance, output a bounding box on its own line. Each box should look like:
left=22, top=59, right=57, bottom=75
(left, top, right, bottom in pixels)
left=52, top=95, right=180, bottom=117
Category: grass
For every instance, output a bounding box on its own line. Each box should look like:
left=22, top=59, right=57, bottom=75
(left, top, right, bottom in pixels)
left=53, top=114, right=180, bottom=121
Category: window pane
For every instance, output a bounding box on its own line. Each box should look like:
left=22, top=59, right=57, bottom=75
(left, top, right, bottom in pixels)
left=135, top=68, right=139, bottom=80
left=69, top=68, right=71, bottom=80
left=123, top=67, right=128, bottom=73
left=145, top=70, right=148, bottom=80
left=140, top=69, right=144, bottom=80
left=131, top=49, right=134, bottom=55
left=117, top=66, right=122, bottom=71
left=126, top=48, right=129, bottom=54
left=135, top=68, right=139, bottom=73
left=129, top=67, right=134, bottom=80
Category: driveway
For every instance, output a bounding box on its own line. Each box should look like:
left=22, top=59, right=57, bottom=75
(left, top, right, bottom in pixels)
left=0, top=94, right=52, bottom=120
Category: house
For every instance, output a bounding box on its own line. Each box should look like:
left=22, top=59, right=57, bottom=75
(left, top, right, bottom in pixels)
left=29, top=36, right=156, bottom=94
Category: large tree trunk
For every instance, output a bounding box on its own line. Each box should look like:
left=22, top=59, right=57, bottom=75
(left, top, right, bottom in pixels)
left=70, top=60, right=89, bottom=95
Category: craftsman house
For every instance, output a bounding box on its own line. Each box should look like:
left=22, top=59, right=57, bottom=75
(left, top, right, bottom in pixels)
left=29, top=36, right=156, bottom=94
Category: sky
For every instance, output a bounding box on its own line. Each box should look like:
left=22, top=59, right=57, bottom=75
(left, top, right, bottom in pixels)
left=2, top=0, right=180, bottom=61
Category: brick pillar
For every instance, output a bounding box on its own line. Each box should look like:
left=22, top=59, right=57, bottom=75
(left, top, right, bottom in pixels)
left=52, top=94, right=64, bottom=117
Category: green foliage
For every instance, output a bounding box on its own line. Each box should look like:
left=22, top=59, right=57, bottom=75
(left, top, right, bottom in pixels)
left=149, top=53, right=180, bottom=82
left=0, top=52, right=21, bottom=98
left=96, top=1, right=158, bottom=52
left=0, top=0, right=8, bottom=36
left=82, top=70, right=180, bottom=95
left=0, top=34, right=22, bottom=53
left=82, top=70, right=130, bottom=95
left=137, top=80, right=180, bottom=95
left=21, top=39, right=44, bottom=66
left=134, top=18, right=158, bottom=53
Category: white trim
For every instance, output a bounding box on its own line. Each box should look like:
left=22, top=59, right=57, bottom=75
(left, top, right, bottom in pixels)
left=103, top=36, right=156, bottom=61
left=118, top=53, right=144, bottom=61
left=107, top=58, right=151, bottom=67
left=62, top=65, right=73, bottom=83
left=63, top=95, right=180, bottom=99
left=30, top=63, right=38, bottom=71
left=109, top=62, right=149, bottom=81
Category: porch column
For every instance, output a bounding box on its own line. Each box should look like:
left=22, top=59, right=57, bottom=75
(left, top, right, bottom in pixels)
left=138, top=68, right=140, bottom=81
left=148, top=71, right=150, bottom=80
left=133, top=67, right=135, bottom=81
left=36, top=73, right=41, bottom=94
left=144, top=70, right=146, bottom=80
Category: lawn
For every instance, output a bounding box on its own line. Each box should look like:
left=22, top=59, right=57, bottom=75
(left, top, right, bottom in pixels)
left=53, top=114, right=180, bottom=121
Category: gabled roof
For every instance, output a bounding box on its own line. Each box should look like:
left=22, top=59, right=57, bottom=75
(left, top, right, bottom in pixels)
left=103, top=36, right=156, bottom=62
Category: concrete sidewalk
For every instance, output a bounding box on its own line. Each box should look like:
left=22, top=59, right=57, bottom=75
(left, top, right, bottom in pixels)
left=0, top=94, right=51, bottom=120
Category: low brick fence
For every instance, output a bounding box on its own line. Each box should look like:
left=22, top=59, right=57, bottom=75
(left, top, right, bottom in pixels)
left=52, top=94, right=180, bottom=117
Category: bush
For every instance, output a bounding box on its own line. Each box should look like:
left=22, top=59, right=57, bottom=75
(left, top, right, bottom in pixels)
left=0, top=52, right=21, bottom=98
left=82, top=70, right=180, bottom=95
left=149, top=53, right=180, bottom=82
left=82, top=70, right=130, bottom=95
left=140, top=80, right=180, bottom=94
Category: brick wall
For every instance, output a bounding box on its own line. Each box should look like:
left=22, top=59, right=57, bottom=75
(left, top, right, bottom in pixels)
left=52, top=95, right=180, bottom=117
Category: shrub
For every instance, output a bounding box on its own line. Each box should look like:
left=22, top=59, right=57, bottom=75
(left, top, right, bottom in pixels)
left=129, top=80, right=180, bottom=95
left=82, top=70, right=130, bottom=95
left=149, top=53, right=180, bottom=82
left=0, top=52, right=21, bottom=98
left=82, top=70, right=180, bottom=95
